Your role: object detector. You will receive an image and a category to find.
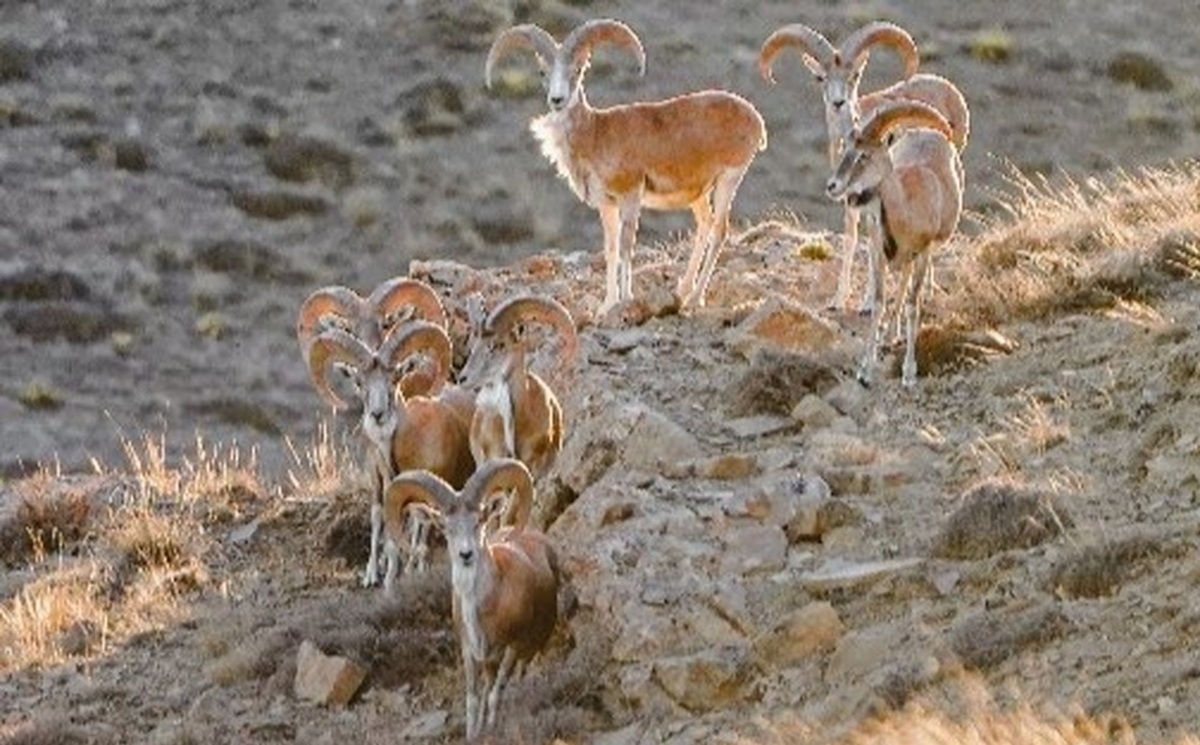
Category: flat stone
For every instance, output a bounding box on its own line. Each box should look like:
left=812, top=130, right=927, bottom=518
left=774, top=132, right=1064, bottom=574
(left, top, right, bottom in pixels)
left=725, top=415, right=794, bottom=439
left=798, top=558, right=923, bottom=593
left=294, top=640, right=366, bottom=706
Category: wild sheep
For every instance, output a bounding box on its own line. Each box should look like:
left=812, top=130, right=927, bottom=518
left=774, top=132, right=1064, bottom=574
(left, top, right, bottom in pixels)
left=825, top=101, right=963, bottom=388
left=459, top=295, right=578, bottom=482
left=486, top=19, right=767, bottom=315
left=305, top=321, right=474, bottom=585
left=761, top=22, right=968, bottom=313
left=385, top=459, right=559, bottom=741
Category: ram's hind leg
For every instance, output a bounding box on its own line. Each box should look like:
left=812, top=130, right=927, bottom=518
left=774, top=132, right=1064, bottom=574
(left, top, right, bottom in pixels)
left=683, top=166, right=747, bottom=309
left=831, top=204, right=861, bottom=312
left=676, top=195, right=714, bottom=305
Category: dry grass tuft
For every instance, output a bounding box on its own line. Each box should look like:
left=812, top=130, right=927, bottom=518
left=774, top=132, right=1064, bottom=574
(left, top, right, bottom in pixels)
left=933, top=479, right=1072, bottom=560
left=949, top=603, right=1069, bottom=672
left=0, top=483, right=92, bottom=567
left=1046, top=533, right=1177, bottom=599
left=0, top=716, right=102, bottom=745
left=0, top=563, right=109, bottom=669
left=499, top=628, right=617, bottom=743
left=945, top=163, right=1200, bottom=329
left=285, top=419, right=357, bottom=499
left=907, top=324, right=1019, bottom=379
left=726, top=350, right=842, bottom=417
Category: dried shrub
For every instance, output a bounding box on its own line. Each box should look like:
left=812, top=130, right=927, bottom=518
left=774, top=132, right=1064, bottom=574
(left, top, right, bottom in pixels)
left=933, top=480, right=1072, bottom=560
left=1046, top=534, right=1176, bottom=599
left=0, top=489, right=92, bottom=566
left=949, top=604, right=1068, bottom=671
left=726, top=351, right=840, bottom=417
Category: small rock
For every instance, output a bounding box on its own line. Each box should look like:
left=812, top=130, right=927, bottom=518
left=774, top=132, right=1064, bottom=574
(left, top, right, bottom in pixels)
left=228, top=519, right=260, bottom=545
left=653, top=646, right=750, bottom=713
left=664, top=454, right=759, bottom=481
left=825, top=626, right=898, bottom=684
left=752, top=601, right=844, bottom=669
left=932, top=480, right=1072, bottom=560
left=603, top=328, right=654, bottom=354
left=785, top=484, right=861, bottom=544
left=401, top=709, right=449, bottom=739
left=791, top=394, right=839, bottom=429
left=294, top=640, right=366, bottom=706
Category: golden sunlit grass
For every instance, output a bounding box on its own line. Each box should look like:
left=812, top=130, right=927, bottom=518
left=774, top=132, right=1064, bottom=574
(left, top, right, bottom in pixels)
left=944, top=163, right=1200, bottom=330
left=0, top=432, right=271, bottom=674
left=284, top=418, right=358, bottom=499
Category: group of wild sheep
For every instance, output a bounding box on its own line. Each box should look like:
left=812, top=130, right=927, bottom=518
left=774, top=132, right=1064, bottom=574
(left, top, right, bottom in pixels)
left=294, top=16, right=968, bottom=741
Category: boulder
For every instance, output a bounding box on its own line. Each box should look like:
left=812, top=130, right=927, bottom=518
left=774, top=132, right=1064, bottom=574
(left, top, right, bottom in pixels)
left=293, top=640, right=366, bottom=706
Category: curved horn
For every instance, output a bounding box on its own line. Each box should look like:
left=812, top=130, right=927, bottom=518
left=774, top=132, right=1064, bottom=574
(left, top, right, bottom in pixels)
left=562, top=18, right=647, bottom=76
left=380, top=321, right=454, bottom=397
left=463, top=458, right=534, bottom=528
left=296, top=286, right=367, bottom=355
left=486, top=295, right=579, bottom=376
left=486, top=24, right=560, bottom=89
left=858, top=100, right=952, bottom=146
left=758, top=24, right=835, bottom=83
left=384, top=470, right=456, bottom=531
left=840, top=21, right=919, bottom=77
left=368, top=277, right=447, bottom=334
left=306, top=328, right=374, bottom=410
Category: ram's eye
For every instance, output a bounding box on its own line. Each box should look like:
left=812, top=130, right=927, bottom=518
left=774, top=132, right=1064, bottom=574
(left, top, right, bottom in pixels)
left=814, top=73, right=826, bottom=83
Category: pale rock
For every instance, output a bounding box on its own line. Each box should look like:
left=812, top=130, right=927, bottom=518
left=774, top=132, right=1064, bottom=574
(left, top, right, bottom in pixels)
left=725, top=414, right=795, bottom=439
left=662, top=453, right=760, bottom=481
left=725, top=297, right=840, bottom=358
left=724, top=472, right=801, bottom=525
left=592, top=723, right=653, bottom=745
left=798, top=558, right=924, bottom=594
left=653, top=645, right=752, bottom=713
left=752, top=601, right=844, bottom=669
left=825, top=378, right=869, bottom=418
left=825, top=626, right=903, bottom=684
left=792, top=394, right=839, bottom=429
left=720, top=523, right=788, bottom=576
left=618, top=663, right=678, bottom=715
left=293, top=640, right=366, bottom=706
left=401, top=709, right=449, bottom=739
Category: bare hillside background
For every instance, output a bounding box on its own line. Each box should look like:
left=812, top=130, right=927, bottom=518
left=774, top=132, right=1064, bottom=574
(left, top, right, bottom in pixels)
left=3, top=1, right=1200, bottom=744
left=2, top=0, right=1199, bottom=475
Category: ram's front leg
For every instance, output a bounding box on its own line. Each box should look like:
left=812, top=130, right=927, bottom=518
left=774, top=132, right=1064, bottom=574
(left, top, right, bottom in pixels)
left=363, top=467, right=386, bottom=587
left=856, top=236, right=888, bottom=388
left=597, top=202, right=623, bottom=316
left=831, top=203, right=860, bottom=312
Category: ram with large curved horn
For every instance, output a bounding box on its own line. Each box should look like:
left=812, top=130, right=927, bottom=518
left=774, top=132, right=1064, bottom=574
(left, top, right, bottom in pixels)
left=825, top=101, right=962, bottom=389
left=384, top=459, right=559, bottom=741
left=763, top=21, right=952, bottom=318
left=295, top=277, right=446, bottom=356
left=487, top=18, right=765, bottom=317
left=304, top=321, right=474, bottom=586
left=459, top=295, right=577, bottom=482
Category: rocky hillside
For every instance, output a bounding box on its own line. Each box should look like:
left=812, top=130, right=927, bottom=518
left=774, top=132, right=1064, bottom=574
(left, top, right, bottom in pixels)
left=3, top=0, right=1200, bottom=743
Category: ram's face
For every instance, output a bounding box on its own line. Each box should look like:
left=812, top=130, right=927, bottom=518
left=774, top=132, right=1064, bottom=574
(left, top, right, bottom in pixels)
left=354, top=362, right=399, bottom=449
left=826, top=138, right=888, bottom=204
left=546, top=53, right=584, bottom=112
